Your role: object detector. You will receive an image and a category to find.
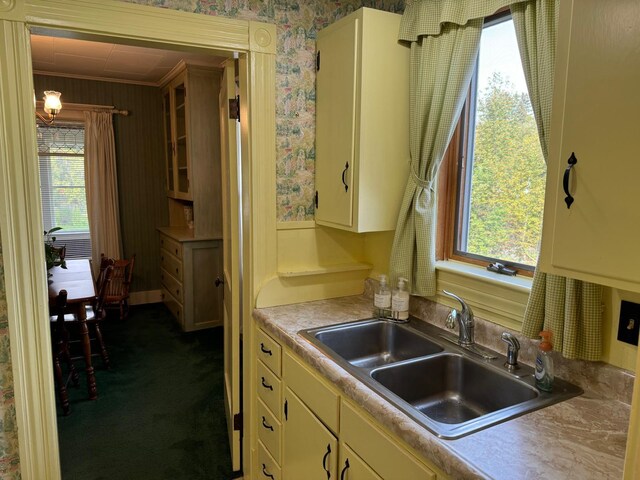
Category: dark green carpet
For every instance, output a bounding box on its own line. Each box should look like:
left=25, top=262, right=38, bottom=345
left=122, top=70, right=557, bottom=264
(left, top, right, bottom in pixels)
left=56, top=303, right=232, bottom=480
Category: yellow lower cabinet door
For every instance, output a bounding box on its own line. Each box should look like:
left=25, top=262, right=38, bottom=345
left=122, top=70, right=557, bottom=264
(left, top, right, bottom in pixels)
left=338, top=443, right=382, bottom=480
left=283, top=387, right=338, bottom=479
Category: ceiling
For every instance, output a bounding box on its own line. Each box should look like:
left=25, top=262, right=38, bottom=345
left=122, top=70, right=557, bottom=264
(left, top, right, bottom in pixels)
left=30, top=35, right=225, bottom=86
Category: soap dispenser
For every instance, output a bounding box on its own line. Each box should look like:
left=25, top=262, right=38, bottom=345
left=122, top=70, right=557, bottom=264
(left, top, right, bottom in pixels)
left=391, top=277, right=409, bottom=321
left=535, top=331, right=554, bottom=392
left=374, top=274, right=391, bottom=318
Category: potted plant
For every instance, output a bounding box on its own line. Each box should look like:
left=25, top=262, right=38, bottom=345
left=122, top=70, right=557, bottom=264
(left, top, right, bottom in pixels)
left=44, top=227, right=67, bottom=272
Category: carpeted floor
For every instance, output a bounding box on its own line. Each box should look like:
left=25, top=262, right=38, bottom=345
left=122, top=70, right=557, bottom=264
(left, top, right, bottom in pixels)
left=56, top=303, right=232, bottom=480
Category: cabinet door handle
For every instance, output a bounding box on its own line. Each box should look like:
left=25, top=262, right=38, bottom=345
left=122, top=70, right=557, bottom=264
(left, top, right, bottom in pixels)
left=261, top=416, right=274, bottom=431
left=563, top=152, right=578, bottom=209
left=260, top=343, right=272, bottom=356
left=322, top=443, right=332, bottom=479
left=284, top=399, right=288, bottom=421
left=215, top=277, right=224, bottom=287
left=261, top=377, right=273, bottom=391
left=262, top=463, right=275, bottom=479
left=340, top=458, right=350, bottom=480
left=341, top=162, right=349, bottom=192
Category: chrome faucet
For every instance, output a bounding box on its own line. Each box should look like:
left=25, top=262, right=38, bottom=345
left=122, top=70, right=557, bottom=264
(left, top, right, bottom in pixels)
left=501, top=332, right=521, bottom=371
left=443, top=290, right=475, bottom=346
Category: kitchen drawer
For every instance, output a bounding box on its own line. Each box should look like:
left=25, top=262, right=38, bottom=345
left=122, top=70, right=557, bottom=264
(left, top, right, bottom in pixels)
left=284, top=351, right=339, bottom=434
left=257, top=360, right=282, bottom=420
left=160, top=268, right=183, bottom=303
left=257, top=440, right=281, bottom=480
left=257, top=329, right=282, bottom=376
left=159, top=234, right=182, bottom=259
left=341, top=400, right=436, bottom=480
left=161, top=287, right=183, bottom=327
left=160, top=248, right=182, bottom=281
left=258, top=398, right=281, bottom=463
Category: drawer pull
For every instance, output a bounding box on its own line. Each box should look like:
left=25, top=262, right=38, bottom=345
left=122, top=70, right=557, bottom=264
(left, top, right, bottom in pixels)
left=260, top=343, right=273, bottom=356
left=322, top=444, right=332, bottom=479
left=262, top=464, right=275, bottom=480
left=175, top=248, right=179, bottom=255
left=261, top=377, right=273, bottom=391
left=340, top=459, right=350, bottom=480
left=261, top=416, right=274, bottom=431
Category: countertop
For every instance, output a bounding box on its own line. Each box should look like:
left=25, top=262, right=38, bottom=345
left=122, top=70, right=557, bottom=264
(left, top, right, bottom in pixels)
left=253, top=295, right=630, bottom=479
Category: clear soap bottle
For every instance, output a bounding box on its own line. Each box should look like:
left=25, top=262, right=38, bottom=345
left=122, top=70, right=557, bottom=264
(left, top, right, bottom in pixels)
left=391, top=277, right=409, bottom=321
left=374, top=274, right=391, bottom=318
left=535, top=331, right=554, bottom=392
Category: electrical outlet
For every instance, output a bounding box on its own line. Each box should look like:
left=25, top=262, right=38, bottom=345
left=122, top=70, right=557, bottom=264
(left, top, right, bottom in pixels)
left=617, top=300, right=640, bottom=346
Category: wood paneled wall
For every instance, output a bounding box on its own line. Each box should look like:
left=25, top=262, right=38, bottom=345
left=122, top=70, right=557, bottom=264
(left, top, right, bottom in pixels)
left=34, top=75, right=167, bottom=292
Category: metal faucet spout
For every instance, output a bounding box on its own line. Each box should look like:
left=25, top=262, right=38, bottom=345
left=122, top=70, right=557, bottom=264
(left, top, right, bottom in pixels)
left=443, top=290, right=475, bottom=346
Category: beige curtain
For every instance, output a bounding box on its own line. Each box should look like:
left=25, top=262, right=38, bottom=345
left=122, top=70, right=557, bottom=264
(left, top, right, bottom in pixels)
left=512, top=0, right=602, bottom=360
left=84, top=111, right=122, bottom=271
left=390, top=0, right=525, bottom=296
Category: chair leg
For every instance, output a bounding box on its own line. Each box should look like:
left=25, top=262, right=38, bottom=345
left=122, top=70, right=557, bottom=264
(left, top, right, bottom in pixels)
left=94, top=323, right=111, bottom=369
left=61, top=327, right=79, bottom=387
left=53, top=351, right=70, bottom=416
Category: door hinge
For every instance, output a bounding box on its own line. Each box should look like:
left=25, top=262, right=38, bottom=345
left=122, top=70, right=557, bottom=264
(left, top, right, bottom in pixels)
left=316, top=51, right=320, bottom=71
left=315, top=191, right=319, bottom=209
left=233, top=412, right=243, bottom=431
left=229, top=95, right=240, bottom=121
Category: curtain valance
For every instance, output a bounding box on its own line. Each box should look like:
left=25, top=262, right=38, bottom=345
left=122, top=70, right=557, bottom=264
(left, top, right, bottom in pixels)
left=399, top=0, right=529, bottom=41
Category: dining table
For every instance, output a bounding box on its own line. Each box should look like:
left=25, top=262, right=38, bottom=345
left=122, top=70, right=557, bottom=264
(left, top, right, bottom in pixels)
left=48, top=259, right=99, bottom=400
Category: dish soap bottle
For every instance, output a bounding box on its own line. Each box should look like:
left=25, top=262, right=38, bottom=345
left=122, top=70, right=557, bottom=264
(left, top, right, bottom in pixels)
left=391, top=277, right=410, bottom=321
left=374, top=274, right=391, bottom=318
left=535, top=331, right=554, bottom=392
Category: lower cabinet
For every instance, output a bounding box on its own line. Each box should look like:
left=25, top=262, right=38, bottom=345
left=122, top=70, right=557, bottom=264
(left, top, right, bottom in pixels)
left=253, top=326, right=445, bottom=480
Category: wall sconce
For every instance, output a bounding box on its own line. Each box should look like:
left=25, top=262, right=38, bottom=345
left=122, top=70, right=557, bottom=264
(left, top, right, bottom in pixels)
left=35, top=90, right=62, bottom=125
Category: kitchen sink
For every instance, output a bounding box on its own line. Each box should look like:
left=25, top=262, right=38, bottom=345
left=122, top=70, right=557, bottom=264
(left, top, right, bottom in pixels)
left=300, top=318, right=583, bottom=439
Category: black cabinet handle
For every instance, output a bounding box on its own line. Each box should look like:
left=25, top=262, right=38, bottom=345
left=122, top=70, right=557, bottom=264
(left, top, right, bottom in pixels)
left=284, top=399, right=288, bottom=421
left=322, top=443, right=332, bottom=479
left=262, top=463, right=274, bottom=479
left=261, top=377, right=273, bottom=391
left=563, top=152, right=578, bottom=209
left=340, top=459, right=350, bottom=480
left=260, top=343, right=272, bottom=356
left=261, top=416, right=274, bottom=431
left=215, top=277, right=223, bottom=287
left=341, top=162, right=349, bottom=192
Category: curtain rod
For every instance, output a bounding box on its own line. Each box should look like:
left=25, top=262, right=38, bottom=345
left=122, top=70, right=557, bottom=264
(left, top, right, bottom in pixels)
left=36, top=101, right=129, bottom=116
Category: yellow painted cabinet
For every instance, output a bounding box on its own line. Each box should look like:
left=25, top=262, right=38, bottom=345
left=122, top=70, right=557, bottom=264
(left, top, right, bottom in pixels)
left=315, top=7, right=409, bottom=233
left=338, top=443, right=383, bottom=480
left=539, top=0, right=640, bottom=292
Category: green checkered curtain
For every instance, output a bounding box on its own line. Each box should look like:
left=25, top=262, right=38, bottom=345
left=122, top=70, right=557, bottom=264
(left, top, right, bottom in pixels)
left=390, top=0, right=521, bottom=296
left=512, top=0, right=603, bottom=360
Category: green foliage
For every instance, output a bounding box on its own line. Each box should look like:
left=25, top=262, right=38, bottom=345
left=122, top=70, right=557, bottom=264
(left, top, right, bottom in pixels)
left=44, top=227, right=67, bottom=271
left=466, top=73, right=546, bottom=266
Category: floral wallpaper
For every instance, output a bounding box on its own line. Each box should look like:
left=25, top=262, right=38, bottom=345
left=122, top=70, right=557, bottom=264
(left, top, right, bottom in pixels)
left=0, top=237, right=20, bottom=479
left=125, top=0, right=405, bottom=221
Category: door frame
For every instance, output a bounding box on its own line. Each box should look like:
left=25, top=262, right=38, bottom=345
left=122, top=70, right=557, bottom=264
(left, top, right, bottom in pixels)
left=0, top=1, right=276, bottom=478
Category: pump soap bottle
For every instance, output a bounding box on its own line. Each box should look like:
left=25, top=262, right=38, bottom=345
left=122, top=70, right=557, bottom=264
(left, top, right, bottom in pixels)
left=374, top=274, right=391, bottom=318
left=391, top=277, right=410, bottom=321
left=535, top=331, right=554, bottom=392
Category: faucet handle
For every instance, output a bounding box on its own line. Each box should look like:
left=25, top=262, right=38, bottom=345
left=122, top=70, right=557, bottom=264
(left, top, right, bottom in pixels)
left=501, top=332, right=520, bottom=369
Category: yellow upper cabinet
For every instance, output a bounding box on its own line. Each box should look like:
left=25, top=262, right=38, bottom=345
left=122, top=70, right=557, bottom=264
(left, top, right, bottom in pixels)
left=315, top=8, right=409, bottom=233
left=539, top=0, right=640, bottom=292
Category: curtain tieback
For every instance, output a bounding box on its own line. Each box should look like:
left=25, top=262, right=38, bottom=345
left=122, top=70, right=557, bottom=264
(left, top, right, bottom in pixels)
left=410, top=162, right=432, bottom=190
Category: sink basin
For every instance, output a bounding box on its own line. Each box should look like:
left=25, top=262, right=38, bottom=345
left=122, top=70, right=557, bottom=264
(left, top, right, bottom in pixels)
left=305, top=319, right=443, bottom=368
left=371, top=354, right=538, bottom=424
left=300, top=318, right=583, bottom=439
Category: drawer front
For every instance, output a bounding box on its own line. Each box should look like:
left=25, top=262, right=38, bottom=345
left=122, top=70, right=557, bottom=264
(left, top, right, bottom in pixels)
left=257, top=440, right=281, bottom=480
left=341, top=401, right=436, bottom=480
left=159, top=234, right=182, bottom=259
left=160, top=248, right=183, bottom=281
left=284, top=351, right=339, bottom=434
left=257, top=398, right=281, bottom=463
left=257, top=329, right=282, bottom=376
left=160, top=268, right=183, bottom=303
left=257, top=360, right=282, bottom=420
left=161, top=287, right=183, bottom=326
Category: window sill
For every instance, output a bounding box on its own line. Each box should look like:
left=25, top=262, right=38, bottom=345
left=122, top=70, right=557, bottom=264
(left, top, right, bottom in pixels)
left=434, top=260, right=532, bottom=331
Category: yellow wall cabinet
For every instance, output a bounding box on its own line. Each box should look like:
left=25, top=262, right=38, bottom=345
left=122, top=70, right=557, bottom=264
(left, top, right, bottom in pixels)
left=252, top=327, right=444, bottom=480
left=315, top=8, right=409, bottom=233
left=539, top=0, right=640, bottom=292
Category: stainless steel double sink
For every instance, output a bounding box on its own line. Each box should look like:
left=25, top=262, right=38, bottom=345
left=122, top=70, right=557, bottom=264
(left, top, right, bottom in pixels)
left=299, top=318, right=582, bottom=439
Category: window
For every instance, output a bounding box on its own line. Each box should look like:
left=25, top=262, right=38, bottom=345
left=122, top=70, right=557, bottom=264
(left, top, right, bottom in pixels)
left=440, top=12, right=546, bottom=275
left=38, top=124, right=92, bottom=259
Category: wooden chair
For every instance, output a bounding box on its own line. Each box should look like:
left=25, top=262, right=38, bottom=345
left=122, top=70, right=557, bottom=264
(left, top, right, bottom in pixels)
left=50, top=289, right=79, bottom=415
left=101, top=254, right=136, bottom=320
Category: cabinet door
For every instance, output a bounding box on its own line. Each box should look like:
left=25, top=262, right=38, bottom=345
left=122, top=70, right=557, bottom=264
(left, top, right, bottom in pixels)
left=338, top=443, right=382, bottom=480
left=540, top=0, right=640, bottom=291
left=315, top=15, right=357, bottom=228
left=283, top=388, right=338, bottom=480
left=163, top=90, right=175, bottom=195
left=173, top=81, right=191, bottom=199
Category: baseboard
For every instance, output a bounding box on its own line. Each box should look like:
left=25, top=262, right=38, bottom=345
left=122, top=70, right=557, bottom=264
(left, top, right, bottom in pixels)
left=130, top=289, right=163, bottom=305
